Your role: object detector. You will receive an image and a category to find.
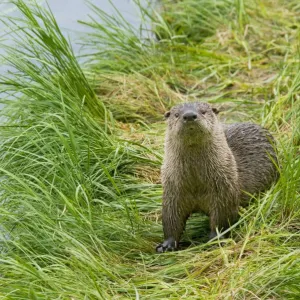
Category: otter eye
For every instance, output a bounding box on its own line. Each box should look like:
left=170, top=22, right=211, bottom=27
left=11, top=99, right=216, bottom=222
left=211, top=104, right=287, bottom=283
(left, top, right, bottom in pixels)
left=175, top=113, right=179, bottom=118
left=200, top=111, right=206, bottom=115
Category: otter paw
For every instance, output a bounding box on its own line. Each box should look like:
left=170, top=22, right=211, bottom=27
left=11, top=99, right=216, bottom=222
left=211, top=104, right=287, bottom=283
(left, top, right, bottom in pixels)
left=209, top=231, right=227, bottom=241
left=156, top=237, right=177, bottom=253
left=209, top=231, right=218, bottom=240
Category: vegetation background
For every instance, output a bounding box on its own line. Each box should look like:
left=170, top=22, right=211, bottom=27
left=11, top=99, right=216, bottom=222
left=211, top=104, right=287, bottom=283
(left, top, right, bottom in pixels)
left=0, top=0, right=299, bottom=298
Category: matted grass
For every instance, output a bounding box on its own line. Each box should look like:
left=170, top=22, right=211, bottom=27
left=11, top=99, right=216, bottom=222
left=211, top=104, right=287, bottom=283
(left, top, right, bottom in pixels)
left=0, top=0, right=299, bottom=299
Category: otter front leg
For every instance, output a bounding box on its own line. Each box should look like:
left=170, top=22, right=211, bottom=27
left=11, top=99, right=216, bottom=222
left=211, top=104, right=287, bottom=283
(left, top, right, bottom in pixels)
left=156, top=200, right=187, bottom=253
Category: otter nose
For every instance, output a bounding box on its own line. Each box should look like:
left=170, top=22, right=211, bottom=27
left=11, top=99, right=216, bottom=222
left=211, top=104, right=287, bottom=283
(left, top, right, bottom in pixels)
left=183, top=111, right=197, bottom=121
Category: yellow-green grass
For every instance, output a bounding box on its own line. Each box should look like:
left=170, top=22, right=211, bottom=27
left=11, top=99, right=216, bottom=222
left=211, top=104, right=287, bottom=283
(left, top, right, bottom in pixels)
left=0, top=0, right=299, bottom=298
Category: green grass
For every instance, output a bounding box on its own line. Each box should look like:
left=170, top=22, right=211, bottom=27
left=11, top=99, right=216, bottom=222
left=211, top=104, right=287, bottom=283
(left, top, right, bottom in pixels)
left=0, top=0, right=299, bottom=299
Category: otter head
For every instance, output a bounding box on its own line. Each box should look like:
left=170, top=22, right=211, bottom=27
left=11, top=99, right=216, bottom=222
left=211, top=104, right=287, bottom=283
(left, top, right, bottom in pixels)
left=164, top=102, right=219, bottom=145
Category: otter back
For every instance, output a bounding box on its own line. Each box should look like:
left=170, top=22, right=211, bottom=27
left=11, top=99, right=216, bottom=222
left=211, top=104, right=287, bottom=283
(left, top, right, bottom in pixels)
left=224, top=123, right=279, bottom=204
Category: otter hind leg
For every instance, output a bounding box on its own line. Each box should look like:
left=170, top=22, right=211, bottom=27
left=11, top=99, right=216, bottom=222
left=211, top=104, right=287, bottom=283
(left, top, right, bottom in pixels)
left=209, top=204, right=239, bottom=240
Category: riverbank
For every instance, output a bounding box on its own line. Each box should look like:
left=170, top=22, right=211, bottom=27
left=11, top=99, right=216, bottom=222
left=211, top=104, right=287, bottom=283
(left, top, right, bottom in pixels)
left=0, top=0, right=299, bottom=298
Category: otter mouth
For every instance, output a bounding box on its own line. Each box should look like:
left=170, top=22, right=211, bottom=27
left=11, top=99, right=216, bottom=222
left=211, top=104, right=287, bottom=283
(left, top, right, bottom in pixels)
left=178, top=122, right=207, bottom=140
left=182, top=122, right=200, bottom=131
left=182, top=125, right=197, bottom=134
left=178, top=124, right=201, bottom=140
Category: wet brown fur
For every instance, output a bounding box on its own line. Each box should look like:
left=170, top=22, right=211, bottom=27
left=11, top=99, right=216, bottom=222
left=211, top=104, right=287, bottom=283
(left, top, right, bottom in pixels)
left=157, top=102, right=278, bottom=252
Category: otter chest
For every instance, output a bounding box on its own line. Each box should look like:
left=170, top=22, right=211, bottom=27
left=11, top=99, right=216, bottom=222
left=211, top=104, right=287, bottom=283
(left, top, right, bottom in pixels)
left=176, top=159, right=212, bottom=214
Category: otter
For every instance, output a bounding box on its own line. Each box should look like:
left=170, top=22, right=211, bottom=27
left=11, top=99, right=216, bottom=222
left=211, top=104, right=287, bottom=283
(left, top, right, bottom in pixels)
left=156, top=102, right=279, bottom=252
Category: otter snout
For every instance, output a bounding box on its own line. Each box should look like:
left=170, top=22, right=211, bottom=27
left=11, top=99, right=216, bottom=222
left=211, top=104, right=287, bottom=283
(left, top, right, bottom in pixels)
left=183, top=111, right=197, bottom=122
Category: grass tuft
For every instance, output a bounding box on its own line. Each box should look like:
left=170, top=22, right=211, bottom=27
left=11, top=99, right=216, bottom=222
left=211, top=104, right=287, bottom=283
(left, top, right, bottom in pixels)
left=0, top=0, right=299, bottom=298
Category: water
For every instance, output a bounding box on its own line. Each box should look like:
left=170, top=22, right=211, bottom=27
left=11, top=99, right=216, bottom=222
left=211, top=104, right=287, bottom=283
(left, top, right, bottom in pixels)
left=0, top=0, right=145, bottom=109
left=0, top=0, right=143, bottom=52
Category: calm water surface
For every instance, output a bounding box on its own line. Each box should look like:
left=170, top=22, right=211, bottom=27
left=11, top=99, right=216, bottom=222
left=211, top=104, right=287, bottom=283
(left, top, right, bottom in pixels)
left=0, top=0, right=143, bottom=53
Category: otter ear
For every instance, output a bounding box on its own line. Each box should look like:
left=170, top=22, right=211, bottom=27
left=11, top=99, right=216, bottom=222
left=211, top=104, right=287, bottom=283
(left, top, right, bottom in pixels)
left=164, top=111, right=171, bottom=118
left=212, top=107, right=219, bottom=115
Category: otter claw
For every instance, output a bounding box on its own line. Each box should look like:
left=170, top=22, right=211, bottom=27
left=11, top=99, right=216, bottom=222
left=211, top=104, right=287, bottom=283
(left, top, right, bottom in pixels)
left=156, top=237, right=177, bottom=253
left=209, top=230, right=227, bottom=241
left=209, top=231, right=218, bottom=240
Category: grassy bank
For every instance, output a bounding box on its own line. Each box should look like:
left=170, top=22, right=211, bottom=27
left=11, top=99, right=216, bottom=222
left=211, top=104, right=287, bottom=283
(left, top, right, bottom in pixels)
left=0, top=0, right=299, bottom=298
